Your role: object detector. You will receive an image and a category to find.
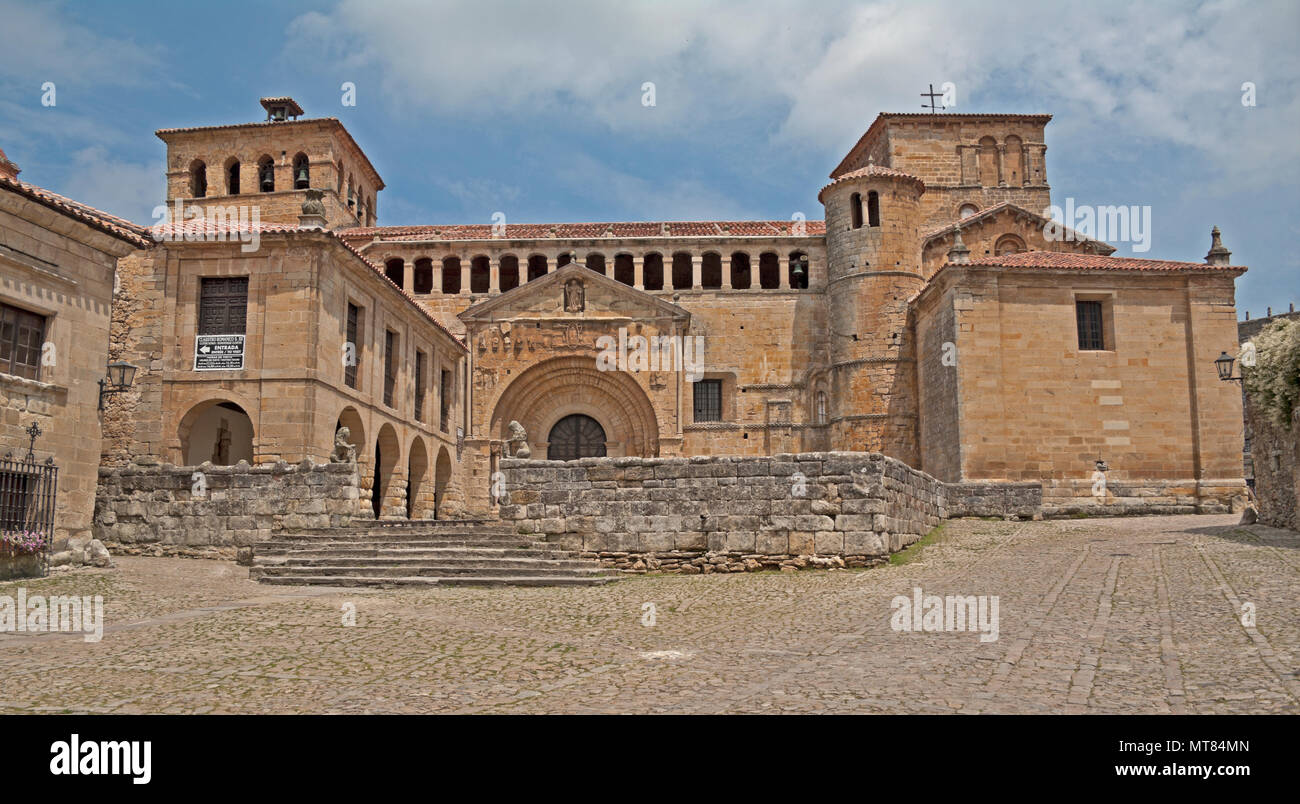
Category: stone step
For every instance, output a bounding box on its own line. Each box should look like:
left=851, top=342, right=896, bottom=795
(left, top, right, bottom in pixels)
left=285, top=529, right=523, bottom=541
left=256, top=545, right=566, bottom=558
left=252, top=574, right=613, bottom=588
left=253, top=551, right=590, bottom=564
left=252, top=563, right=609, bottom=578
left=259, top=538, right=538, bottom=550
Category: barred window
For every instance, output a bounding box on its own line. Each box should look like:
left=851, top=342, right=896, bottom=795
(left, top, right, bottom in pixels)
left=0, top=303, right=46, bottom=381
left=383, top=330, right=397, bottom=408
left=345, top=303, right=361, bottom=389
left=198, top=277, right=248, bottom=335
left=693, top=379, right=722, bottom=423
left=1076, top=300, right=1105, bottom=351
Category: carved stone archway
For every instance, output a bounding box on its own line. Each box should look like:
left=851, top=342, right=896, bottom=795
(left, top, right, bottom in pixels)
left=489, top=356, right=659, bottom=458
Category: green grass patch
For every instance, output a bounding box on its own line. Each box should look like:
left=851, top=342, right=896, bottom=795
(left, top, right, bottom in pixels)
left=888, top=523, right=947, bottom=566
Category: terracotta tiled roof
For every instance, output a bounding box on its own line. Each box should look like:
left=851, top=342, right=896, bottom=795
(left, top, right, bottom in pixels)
left=922, top=201, right=1117, bottom=255
left=817, top=164, right=925, bottom=202
left=150, top=220, right=465, bottom=350
left=960, top=251, right=1246, bottom=273
left=0, top=174, right=153, bottom=248
left=337, top=220, right=827, bottom=242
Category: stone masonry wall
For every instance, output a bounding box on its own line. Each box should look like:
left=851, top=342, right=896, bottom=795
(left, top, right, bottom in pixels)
left=499, top=452, right=947, bottom=573
left=94, top=458, right=361, bottom=557
left=1244, top=398, right=1299, bottom=530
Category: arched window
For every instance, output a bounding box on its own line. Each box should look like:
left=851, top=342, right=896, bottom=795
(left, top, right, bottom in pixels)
left=995, top=234, right=1026, bottom=256
left=293, top=153, right=310, bottom=189
left=850, top=192, right=863, bottom=229
left=413, top=258, right=434, bottom=294
left=701, top=252, right=722, bottom=288
left=189, top=160, right=207, bottom=198
left=1004, top=136, right=1023, bottom=187
left=614, top=254, right=634, bottom=286
left=442, top=257, right=461, bottom=293
left=499, top=255, right=520, bottom=291
left=385, top=258, right=404, bottom=287
left=527, top=255, right=547, bottom=282
left=643, top=253, right=664, bottom=290
left=257, top=155, right=275, bottom=192
left=788, top=251, right=809, bottom=289
left=470, top=256, right=490, bottom=293
left=557, top=253, right=573, bottom=267
left=225, top=158, right=241, bottom=195
left=347, top=175, right=355, bottom=210
left=671, top=252, right=693, bottom=289
left=816, top=391, right=828, bottom=425
left=959, top=203, right=979, bottom=219
left=730, top=252, right=751, bottom=289
left=758, top=252, right=780, bottom=289
left=978, top=136, right=998, bottom=186
left=585, top=253, right=606, bottom=275
left=867, top=191, right=880, bottom=227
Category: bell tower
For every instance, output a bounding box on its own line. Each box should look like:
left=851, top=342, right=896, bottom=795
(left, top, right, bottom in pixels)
left=820, top=161, right=925, bottom=463
left=155, top=96, right=384, bottom=229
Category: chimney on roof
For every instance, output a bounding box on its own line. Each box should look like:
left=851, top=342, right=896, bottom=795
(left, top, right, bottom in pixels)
left=1205, top=226, right=1231, bottom=266
left=947, top=226, right=971, bottom=264
left=0, top=147, right=19, bottom=181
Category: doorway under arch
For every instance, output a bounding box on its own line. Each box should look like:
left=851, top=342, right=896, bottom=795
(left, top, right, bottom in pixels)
left=407, top=437, right=429, bottom=519
left=181, top=400, right=254, bottom=466
left=371, top=424, right=400, bottom=519
left=547, top=414, right=607, bottom=461
left=433, top=446, right=453, bottom=519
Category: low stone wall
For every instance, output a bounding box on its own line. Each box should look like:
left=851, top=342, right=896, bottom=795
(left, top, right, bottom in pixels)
left=1040, top=478, right=1246, bottom=517
left=946, top=481, right=1042, bottom=518
left=94, top=458, right=361, bottom=557
left=499, top=452, right=945, bottom=573
left=1246, top=401, right=1299, bottom=530
left=0, top=554, right=42, bottom=581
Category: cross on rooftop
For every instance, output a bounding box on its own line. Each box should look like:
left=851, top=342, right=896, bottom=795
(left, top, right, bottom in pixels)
left=921, top=83, right=945, bottom=113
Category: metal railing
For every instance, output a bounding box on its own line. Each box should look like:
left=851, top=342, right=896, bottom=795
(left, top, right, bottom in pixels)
left=0, top=449, right=58, bottom=578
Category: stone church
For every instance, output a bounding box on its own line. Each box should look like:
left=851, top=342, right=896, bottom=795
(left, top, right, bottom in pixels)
left=102, top=97, right=1248, bottom=520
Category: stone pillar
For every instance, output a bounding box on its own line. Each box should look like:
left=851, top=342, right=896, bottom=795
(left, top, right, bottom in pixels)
left=460, top=258, right=471, bottom=295
left=996, top=144, right=1006, bottom=187
left=489, top=255, right=500, bottom=293
left=778, top=256, right=790, bottom=290
left=633, top=255, right=644, bottom=290
left=691, top=254, right=702, bottom=290
left=403, top=260, right=414, bottom=294
left=432, top=260, right=443, bottom=294
left=723, top=255, right=734, bottom=290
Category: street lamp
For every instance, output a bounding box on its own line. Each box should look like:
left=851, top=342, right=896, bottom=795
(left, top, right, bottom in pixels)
left=1214, top=351, right=1242, bottom=383
left=98, top=361, right=138, bottom=409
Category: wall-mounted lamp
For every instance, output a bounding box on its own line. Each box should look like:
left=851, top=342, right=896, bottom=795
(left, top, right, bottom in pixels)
left=98, top=361, right=137, bottom=409
left=1214, top=351, right=1243, bottom=383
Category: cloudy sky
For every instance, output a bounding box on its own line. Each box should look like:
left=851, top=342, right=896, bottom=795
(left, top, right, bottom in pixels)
left=0, top=0, right=1295, bottom=316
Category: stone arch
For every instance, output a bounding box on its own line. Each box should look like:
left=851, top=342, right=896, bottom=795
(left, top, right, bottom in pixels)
left=585, top=253, right=607, bottom=275
left=189, top=159, right=207, bottom=198
left=758, top=252, right=780, bottom=289
left=959, top=202, right=979, bottom=219
left=701, top=252, right=722, bottom=288
left=179, top=399, right=255, bottom=466
left=995, top=234, right=1026, bottom=255
left=406, top=436, right=430, bottom=519
left=1003, top=135, right=1023, bottom=187
left=489, top=355, right=659, bottom=458
left=527, top=254, right=548, bottom=282
left=371, top=423, right=402, bottom=519
left=850, top=192, right=863, bottom=229
left=335, top=406, right=366, bottom=462
left=499, top=254, right=520, bottom=291
left=866, top=190, right=880, bottom=227
left=224, top=156, right=241, bottom=195
left=643, top=252, right=664, bottom=290
left=385, top=258, right=404, bottom=287
left=413, top=257, right=434, bottom=293
left=788, top=250, right=809, bottom=288
left=613, top=253, right=634, bottom=286
left=671, top=252, right=693, bottom=289
left=470, top=255, right=491, bottom=293
left=433, top=446, right=453, bottom=519
left=292, top=152, right=310, bottom=189
left=978, top=136, right=998, bottom=186
left=256, top=154, right=275, bottom=192
left=730, top=252, right=751, bottom=289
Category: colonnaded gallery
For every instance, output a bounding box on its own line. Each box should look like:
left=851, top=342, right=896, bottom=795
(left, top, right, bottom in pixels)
left=91, top=96, right=1247, bottom=528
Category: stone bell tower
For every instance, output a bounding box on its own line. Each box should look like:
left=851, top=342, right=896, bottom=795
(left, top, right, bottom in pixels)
left=154, top=96, right=384, bottom=229
left=819, top=161, right=926, bottom=464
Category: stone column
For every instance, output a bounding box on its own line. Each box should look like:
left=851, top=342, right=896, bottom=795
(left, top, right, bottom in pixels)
left=691, top=254, right=702, bottom=290
left=489, top=255, right=500, bottom=293
left=996, top=144, right=1007, bottom=187
left=633, top=255, right=644, bottom=290
left=722, top=255, right=734, bottom=290
left=460, top=258, right=471, bottom=295
left=402, top=260, right=414, bottom=295
left=432, top=260, right=443, bottom=294
left=778, top=256, right=790, bottom=290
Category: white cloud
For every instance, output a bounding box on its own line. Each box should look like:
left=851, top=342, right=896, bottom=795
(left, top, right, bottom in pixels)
left=287, top=0, right=1300, bottom=191
left=59, top=146, right=164, bottom=224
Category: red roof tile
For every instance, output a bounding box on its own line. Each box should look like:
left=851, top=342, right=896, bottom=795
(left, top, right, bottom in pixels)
left=817, top=164, right=925, bottom=202
left=961, top=250, right=1245, bottom=273
left=0, top=175, right=153, bottom=248
left=337, top=220, right=826, bottom=242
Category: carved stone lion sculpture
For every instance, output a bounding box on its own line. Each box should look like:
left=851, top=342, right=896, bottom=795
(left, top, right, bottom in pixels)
left=507, top=420, right=530, bottom=459
left=331, top=427, right=357, bottom=463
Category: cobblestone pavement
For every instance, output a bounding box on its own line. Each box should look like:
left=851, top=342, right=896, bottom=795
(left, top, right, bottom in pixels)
left=1, top=514, right=1296, bottom=714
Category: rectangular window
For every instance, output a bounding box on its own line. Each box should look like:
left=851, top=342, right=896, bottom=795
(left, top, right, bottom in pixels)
left=198, top=277, right=248, bottom=335
left=383, top=330, right=397, bottom=408
left=693, top=379, right=722, bottom=423
left=414, top=350, right=426, bottom=423
left=0, top=303, right=47, bottom=381
left=440, top=369, right=452, bottom=433
left=1076, top=300, right=1105, bottom=351
left=345, top=302, right=361, bottom=389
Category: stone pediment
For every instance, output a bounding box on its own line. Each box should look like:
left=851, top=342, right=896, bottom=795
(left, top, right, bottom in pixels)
left=458, top=261, right=690, bottom=327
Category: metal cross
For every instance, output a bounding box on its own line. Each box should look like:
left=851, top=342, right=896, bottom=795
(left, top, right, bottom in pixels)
left=25, top=420, right=42, bottom=462
left=921, top=83, right=945, bottom=113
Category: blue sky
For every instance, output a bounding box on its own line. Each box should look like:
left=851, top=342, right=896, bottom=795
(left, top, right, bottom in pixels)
left=0, top=0, right=1296, bottom=317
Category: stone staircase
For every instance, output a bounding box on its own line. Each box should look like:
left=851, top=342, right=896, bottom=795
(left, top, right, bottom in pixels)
left=249, top=519, right=615, bottom=588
